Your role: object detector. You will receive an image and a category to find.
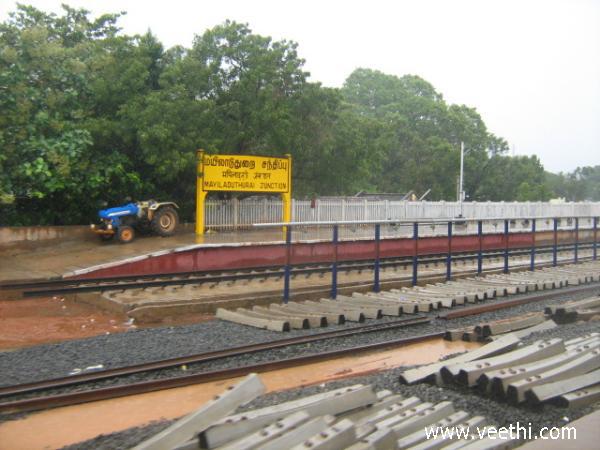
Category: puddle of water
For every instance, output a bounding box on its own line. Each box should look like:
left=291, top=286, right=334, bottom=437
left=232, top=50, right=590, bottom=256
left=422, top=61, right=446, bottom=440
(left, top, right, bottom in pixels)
left=262, top=338, right=480, bottom=389
left=0, top=338, right=480, bottom=450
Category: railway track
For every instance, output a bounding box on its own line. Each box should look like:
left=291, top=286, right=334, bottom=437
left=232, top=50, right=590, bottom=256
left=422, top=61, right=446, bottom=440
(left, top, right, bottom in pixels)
left=2, top=277, right=599, bottom=414
left=218, top=262, right=600, bottom=331
left=438, top=282, right=600, bottom=319
left=0, top=316, right=433, bottom=414
left=401, top=332, right=600, bottom=408
left=0, top=244, right=592, bottom=298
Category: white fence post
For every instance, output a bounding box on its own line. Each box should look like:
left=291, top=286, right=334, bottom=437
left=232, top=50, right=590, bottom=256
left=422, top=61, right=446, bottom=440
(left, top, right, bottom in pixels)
left=208, top=198, right=600, bottom=229
left=233, top=198, right=239, bottom=228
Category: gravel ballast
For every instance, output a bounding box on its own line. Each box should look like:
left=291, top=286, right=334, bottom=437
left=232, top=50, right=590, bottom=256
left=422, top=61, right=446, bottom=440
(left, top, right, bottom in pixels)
left=0, top=285, right=598, bottom=396
left=0, top=283, right=595, bottom=448
left=61, top=319, right=599, bottom=450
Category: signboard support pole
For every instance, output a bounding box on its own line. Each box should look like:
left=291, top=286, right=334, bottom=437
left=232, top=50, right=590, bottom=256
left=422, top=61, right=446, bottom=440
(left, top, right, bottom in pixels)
left=281, top=192, right=291, bottom=233
left=196, top=150, right=206, bottom=235
left=283, top=226, right=292, bottom=303
left=281, top=154, right=292, bottom=235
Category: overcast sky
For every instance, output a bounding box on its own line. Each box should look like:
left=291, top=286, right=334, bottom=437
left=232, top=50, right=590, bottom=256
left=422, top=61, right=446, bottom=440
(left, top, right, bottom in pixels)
left=2, top=0, right=598, bottom=173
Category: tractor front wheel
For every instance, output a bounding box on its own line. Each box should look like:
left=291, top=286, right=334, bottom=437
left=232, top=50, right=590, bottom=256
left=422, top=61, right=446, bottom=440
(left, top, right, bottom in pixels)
left=117, top=226, right=135, bottom=244
left=151, top=206, right=179, bottom=237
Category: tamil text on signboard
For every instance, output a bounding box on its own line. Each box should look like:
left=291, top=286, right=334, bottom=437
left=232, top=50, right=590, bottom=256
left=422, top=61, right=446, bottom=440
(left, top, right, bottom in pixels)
left=202, top=154, right=290, bottom=193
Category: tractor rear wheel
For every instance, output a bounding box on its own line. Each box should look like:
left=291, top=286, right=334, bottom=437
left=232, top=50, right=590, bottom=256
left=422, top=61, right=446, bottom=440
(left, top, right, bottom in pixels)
left=151, top=206, right=179, bottom=237
left=117, top=226, right=135, bottom=244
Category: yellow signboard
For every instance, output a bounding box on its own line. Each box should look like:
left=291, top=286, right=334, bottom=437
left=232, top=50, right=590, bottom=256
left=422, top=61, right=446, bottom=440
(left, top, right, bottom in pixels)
left=202, top=154, right=290, bottom=193
left=195, top=150, right=292, bottom=235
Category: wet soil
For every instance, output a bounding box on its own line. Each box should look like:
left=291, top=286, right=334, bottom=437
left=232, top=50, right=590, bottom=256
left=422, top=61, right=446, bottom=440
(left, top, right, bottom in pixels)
left=0, top=296, right=213, bottom=351
left=0, top=338, right=479, bottom=450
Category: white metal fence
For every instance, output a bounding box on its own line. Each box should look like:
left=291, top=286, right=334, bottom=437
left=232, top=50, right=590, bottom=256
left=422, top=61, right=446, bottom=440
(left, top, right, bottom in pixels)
left=205, top=199, right=600, bottom=229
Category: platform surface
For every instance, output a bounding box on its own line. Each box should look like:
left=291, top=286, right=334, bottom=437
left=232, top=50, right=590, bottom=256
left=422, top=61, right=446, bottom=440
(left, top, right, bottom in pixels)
left=0, top=223, right=458, bottom=282
left=0, top=220, right=566, bottom=283
left=0, top=229, right=286, bottom=282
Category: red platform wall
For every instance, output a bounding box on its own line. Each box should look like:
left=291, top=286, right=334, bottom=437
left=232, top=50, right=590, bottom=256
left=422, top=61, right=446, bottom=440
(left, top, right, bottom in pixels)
left=72, top=229, right=594, bottom=279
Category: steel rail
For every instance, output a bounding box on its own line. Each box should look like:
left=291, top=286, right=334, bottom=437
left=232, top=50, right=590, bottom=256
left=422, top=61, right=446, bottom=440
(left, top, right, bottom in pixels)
left=3, top=244, right=591, bottom=297
left=438, top=282, right=600, bottom=319
left=0, top=316, right=430, bottom=400
left=1, top=282, right=598, bottom=413
left=0, top=247, right=548, bottom=290
left=0, top=331, right=443, bottom=414
left=20, top=252, right=597, bottom=298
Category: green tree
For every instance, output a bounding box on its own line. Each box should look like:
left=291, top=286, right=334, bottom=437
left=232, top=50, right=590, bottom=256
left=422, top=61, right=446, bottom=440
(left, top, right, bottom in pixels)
left=1, top=4, right=559, bottom=226
left=341, top=68, right=508, bottom=200
left=0, top=4, right=136, bottom=224
left=546, top=166, right=600, bottom=201
left=474, top=155, right=551, bottom=201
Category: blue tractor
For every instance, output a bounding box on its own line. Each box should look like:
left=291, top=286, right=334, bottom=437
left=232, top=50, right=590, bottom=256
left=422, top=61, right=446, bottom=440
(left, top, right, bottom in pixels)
left=91, top=200, right=179, bottom=243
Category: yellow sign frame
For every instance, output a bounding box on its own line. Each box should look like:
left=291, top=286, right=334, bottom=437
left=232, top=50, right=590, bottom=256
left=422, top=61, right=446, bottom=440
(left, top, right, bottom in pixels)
left=196, top=150, right=292, bottom=235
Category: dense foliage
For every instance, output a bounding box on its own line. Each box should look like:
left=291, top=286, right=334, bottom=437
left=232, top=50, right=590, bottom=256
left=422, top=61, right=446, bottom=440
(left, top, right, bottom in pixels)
left=1, top=5, right=597, bottom=225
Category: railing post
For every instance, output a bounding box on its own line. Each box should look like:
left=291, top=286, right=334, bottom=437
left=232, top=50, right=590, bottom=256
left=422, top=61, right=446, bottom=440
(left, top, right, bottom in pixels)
left=553, top=218, right=558, bottom=266
left=331, top=224, right=339, bottom=299
left=412, top=222, right=419, bottom=286
left=594, top=217, right=598, bottom=261
left=283, top=226, right=292, bottom=303
left=530, top=218, right=536, bottom=271
left=446, top=221, right=452, bottom=281
left=504, top=219, right=509, bottom=274
left=477, top=220, right=483, bottom=274
left=233, top=197, right=239, bottom=229
left=374, top=224, right=381, bottom=292
left=574, top=217, right=579, bottom=263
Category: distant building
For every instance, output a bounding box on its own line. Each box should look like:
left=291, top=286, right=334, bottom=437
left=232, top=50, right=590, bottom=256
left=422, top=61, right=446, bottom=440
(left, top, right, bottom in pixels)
left=549, top=198, right=567, bottom=204
left=353, top=191, right=416, bottom=201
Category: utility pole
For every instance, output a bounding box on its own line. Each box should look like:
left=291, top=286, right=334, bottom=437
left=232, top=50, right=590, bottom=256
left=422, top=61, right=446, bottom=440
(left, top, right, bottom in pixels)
left=458, top=141, right=465, bottom=217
